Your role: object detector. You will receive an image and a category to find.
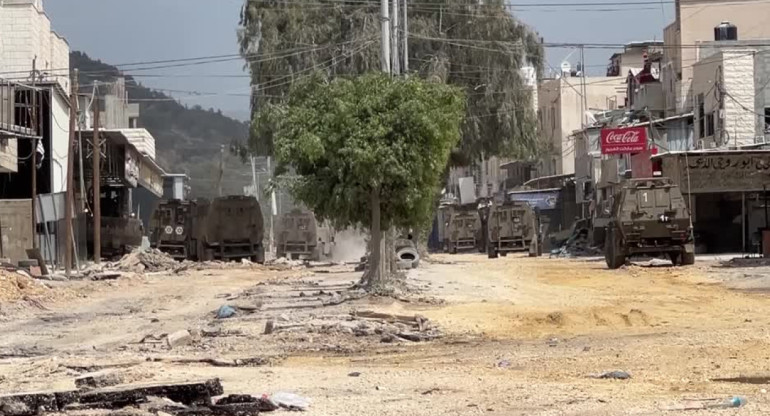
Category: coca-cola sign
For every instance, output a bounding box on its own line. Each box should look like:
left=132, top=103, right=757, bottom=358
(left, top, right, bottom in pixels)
left=600, top=127, right=647, bottom=155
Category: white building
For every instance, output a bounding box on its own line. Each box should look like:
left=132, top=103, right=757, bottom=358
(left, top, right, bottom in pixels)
left=0, top=0, right=69, bottom=92
left=0, top=0, right=72, bottom=263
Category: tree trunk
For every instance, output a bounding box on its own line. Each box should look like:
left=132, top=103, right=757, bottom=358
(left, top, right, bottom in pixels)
left=361, top=188, right=397, bottom=291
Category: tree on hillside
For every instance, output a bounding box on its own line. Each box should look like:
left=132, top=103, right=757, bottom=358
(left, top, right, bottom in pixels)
left=269, top=73, right=464, bottom=289
left=238, top=0, right=542, bottom=165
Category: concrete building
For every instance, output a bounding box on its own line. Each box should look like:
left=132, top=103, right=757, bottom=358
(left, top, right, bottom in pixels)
left=538, top=76, right=626, bottom=176
left=0, top=0, right=71, bottom=264
left=691, top=40, right=770, bottom=149
left=0, top=0, right=69, bottom=93
left=662, top=0, right=770, bottom=115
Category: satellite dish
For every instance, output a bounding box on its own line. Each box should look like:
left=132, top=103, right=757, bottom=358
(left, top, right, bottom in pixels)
left=560, top=61, right=571, bottom=75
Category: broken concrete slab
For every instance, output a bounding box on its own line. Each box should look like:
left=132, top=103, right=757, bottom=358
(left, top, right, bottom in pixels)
left=167, top=330, right=193, bottom=349
left=75, top=370, right=125, bottom=390
left=79, top=379, right=224, bottom=407
left=0, top=390, right=78, bottom=416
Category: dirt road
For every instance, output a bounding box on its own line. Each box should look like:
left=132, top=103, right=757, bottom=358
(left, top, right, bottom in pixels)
left=2, top=255, right=770, bottom=415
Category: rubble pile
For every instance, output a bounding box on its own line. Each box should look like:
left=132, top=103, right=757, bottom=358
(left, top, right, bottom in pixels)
left=109, top=249, right=187, bottom=274
left=719, top=256, right=770, bottom=268
left=0, top=269, right=51, bottom=303
left=271, top=310, right=443, bottom=343
left=551, top=227, right=602, bottom=258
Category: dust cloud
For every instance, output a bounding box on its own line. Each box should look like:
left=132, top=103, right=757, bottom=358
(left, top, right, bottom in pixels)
left=331, top=228, right=368, bottom=262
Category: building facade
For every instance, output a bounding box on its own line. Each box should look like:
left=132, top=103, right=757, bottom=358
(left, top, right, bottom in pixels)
left=662, top=0, right=770, bottom=115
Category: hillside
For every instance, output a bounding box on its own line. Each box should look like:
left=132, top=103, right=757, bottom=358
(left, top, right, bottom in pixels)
left=70, top=51, right=251, bottom=198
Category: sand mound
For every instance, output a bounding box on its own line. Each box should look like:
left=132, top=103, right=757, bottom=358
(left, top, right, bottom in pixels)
left=0, top=269, right=51, bottom=303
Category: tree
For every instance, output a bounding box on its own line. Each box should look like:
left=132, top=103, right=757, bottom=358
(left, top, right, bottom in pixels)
left=269, top=73, right=465, bottom=289
left=238, top=0, right=543, bottom=165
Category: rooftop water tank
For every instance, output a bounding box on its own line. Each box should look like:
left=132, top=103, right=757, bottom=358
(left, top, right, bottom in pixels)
left=714, top=21, right=738, bottom=41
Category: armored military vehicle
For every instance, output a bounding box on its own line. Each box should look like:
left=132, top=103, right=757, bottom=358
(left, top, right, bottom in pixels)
left=88, top=216, right=144, bottom=258
left=485, top=200, right=539, bottom=258
left=150, top=199, right=197, bottom=260
left=276, top=209, right=332, bottom=260
left=442, top=204, right=482, bottom=254
left=604, top=177, right=694, bottom=269
left=149, top=196, right=265, bottom=263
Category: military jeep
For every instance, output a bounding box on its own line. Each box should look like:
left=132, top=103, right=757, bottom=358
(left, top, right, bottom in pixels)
left=485, top=200, right=539, bottom=258
left=604, top=177, right=694, bottom=269
left=443, top=204, right=482, bottom=254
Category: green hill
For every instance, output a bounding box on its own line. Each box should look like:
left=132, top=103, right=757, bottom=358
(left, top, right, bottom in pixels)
left=70, top=51, right=251, bottom=198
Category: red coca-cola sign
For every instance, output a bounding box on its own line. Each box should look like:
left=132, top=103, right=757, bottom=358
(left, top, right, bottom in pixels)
left=600, top=127, right=647, bottom=155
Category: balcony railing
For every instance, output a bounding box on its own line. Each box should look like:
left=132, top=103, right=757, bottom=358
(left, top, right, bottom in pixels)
left=0, top=80, right=39, bottom=138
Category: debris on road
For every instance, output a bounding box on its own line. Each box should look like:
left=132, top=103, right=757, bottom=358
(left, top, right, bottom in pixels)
left=0, top=269, right=54, bottom=303
left=589, top=370, right=631, bottom=380
left=712, top=374, right=770, bottom=384
left=165, top=330, right=193, bottom=349
left=719, top=257, right=770, bottom=268
left=0, top=390, right=77, bottom=416
left=348, top=371, right=361, bottom=377
left=0, top=378, right=293, bottom=415
left=75, top=370, right=125, bottom=390
left=109, top=248, right=188, bottom=274
left=550, top=225, right=601, bottom=258
left=78, top=378, right=224, bottom=407
left=216, top=305, right=237, bottom=319
left=269, top=391, right=311, bottom=411
left=663, top=396, right=747, bottom=411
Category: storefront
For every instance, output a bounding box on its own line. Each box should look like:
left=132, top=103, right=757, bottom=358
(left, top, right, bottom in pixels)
left=655, top=150, right=770, bottom=253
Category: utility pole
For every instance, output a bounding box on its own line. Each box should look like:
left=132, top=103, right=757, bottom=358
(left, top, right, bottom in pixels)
left=218, top=145, right=225, bottom=197
left=580, top=45, right=587, bottom=128
left=30, top=57, right=38, bottom=249
left=267, top=156, right=274, bottom=256
left=402, top=0, right=408, bottom=73
left=92, top=94, right=101, bottom=264
left=391, top=0, right=400, bottom=75
left=380, top=0, right=391, bottom=73
left=65, top=70, right=78, bottom=277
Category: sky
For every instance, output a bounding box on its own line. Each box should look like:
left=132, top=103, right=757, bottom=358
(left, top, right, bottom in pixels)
left=44, top=0, right=676, bottom=122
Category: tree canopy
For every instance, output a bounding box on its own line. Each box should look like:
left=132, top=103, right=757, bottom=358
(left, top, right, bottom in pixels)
left=239, top=0, right=543, bottom=164
left=270, top=73, right=465, bottom=286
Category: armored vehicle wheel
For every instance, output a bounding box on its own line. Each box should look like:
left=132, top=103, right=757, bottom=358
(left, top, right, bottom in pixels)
left=668, top=252, right=681, bottom=266
left=528, top=240, right=538, bottom=257
left=681, top=251, right=695, bottom=265
left=604, top=227, right=626, bottom=270
left=487, top=244, right=498, bottom=259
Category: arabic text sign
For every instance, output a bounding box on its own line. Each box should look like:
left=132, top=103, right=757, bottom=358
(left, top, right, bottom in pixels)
left=676, top=153, right=770, bottom=193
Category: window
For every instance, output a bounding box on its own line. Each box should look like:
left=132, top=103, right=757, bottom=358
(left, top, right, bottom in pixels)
left=537, top=109, right=542, bottom=130
left=765, top=108, right=770, bottom=133
left=697, top=94, right=705, bottom=139
left=551, top=107, right=556, bottom=130
left=706, top=112, right=715, bottom=137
